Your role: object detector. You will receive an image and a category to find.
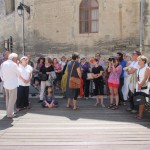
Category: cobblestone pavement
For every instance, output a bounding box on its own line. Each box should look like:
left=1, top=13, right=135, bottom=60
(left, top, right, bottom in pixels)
left=0, top=95, right=150, bottom=150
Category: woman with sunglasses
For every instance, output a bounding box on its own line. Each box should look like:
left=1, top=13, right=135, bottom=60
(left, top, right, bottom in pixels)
left=16, top=56, right=33, bottom=111
left=108, top=57, right=122, bottom=110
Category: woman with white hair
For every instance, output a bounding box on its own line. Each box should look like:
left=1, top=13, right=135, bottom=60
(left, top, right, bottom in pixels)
left=135, top=55, right=150, bottom=119
left=16, top=56, right=33, bottom=111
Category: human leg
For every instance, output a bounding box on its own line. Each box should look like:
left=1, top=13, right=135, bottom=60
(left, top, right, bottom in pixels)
left=94, top=82, right=100, bottom=106
left=39, top=81, right=46, bottom=101
left=67, top=98, right=72, bottom=108
left=109, top=86, right=114, bottom=107
left=7, top=88, right=17, bottom=117
left=118, top=78, right=124, bottom=103
left=73, top=89, right=79, bottom=110
left=84, top=79, right=90, bottom=98
left=24, top=86, right=30, bottom=108
left=138, top=104, right=145, bottom=118
left=114, top=88, right=119, bottom=107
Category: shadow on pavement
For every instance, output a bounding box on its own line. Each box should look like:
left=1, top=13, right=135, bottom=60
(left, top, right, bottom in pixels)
left=0, top=96, right=150, bottom=129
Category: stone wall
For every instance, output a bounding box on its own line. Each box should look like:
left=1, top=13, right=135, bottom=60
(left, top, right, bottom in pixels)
left=31, top=0, right=140, bottom=57
left=0, top=0, right=16, bottom=51
left=143, top=0, right=150, bottom=57
left=0, top=0, right=145, bottom=59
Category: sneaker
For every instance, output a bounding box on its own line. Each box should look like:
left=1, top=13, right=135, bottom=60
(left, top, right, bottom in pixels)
left=101, top=103, right=105, bottom=108
left=85, top=97, right=89, bottom=100
left=7, top=114, right=17, bottom=118
left=131, top=110, right=138, bottom=113
left=126, top=107, right=132, bottom=111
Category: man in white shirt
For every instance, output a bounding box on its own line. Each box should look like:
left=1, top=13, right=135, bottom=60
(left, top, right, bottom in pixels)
left=1, top=53, right=20, bottom=118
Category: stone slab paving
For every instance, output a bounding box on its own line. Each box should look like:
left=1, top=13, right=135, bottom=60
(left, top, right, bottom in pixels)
left=0, top=96, right=150, bottom=150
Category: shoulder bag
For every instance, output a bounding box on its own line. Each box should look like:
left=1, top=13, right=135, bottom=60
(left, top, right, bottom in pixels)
left=69, top=62, right=81, bottom=89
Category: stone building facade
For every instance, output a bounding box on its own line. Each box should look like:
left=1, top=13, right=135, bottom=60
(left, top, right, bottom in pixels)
left=0, top=0, right=149, bottom=58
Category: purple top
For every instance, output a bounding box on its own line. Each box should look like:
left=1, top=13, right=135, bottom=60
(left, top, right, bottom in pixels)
left=0, top=57, right=7, bottom=65
left=80, top=62, right=90, bottom=79
left=108, top=65, right=122, bottom=85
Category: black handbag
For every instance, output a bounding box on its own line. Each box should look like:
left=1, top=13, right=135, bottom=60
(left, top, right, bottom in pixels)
left=39, top=74, right=47, bottom=81
left=133, top=92, right=149, bottom=105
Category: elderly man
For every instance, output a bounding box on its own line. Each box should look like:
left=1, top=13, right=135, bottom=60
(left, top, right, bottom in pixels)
left=1, top=53, right=20, bottom=118
left=0, top=51, right=10, bottom=93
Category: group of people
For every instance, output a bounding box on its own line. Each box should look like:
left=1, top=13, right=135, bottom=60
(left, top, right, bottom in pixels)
left=0, top=50, right=150, bottom=119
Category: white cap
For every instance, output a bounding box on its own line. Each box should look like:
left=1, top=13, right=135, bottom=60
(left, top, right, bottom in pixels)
left=8, top=53, right=18, bottom=60
left=20, top=56, right=28, bottom=61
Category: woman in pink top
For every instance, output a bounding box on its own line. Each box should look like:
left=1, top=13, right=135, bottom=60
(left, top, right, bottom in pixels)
left=108, top=57, right=122, bottom=110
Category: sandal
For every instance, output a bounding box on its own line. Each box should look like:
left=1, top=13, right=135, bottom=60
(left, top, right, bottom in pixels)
left=108, top=104, right=113, bottom=109
left=136, top=116, right=143, bottom=120
left=112, top=106, right=119, bottom=110
left=66, top=105, right=73, bottom=108
left=135, top=115, right=143, bottom=120
left=73, top=106, right=80, bottom=110
left=135, top=114, right=139, bottom=118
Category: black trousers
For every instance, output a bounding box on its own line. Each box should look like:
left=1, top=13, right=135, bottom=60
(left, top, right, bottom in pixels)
left=16, top=86, right=29, bottom=108
left=129, top=89, right=138, bottom=110
left=83, top=78, right=90, bottom=97
left=118, top=78, right=124, bottom=102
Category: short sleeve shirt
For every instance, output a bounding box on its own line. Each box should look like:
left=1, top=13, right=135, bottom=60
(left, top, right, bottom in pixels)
left=18, top=64, right=33, bottom=86
left=68, top=61, right=80, bottom=78
left=92, top=66, right=104, bottom=82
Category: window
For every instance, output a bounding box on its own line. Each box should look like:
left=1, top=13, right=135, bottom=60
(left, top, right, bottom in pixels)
left=5, top=0, right=15, bottom=15
left=80, top=0, right=99, bottom=33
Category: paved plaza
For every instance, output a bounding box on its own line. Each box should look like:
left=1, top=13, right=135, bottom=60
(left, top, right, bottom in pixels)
left=0, top=95, right=150, bottom=150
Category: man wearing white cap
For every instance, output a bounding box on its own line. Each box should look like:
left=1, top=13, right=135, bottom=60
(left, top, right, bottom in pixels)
left=1, top=53, right=20, bottom=118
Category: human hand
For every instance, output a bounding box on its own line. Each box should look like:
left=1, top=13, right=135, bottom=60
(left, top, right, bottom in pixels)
left=138, top=83, right=142, bottom=90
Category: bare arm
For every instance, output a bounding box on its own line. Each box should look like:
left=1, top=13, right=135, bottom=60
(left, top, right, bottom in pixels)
left=77, top=67, right=82, bottom=78
left=25, top=72, right=32, bottom=83
left=138, top=68, right=150, bottom=90
left=112, top=65, right=117, bottom=73
left=128, top=68, right=137, bottom=74
left=108, top=62, right=111, bottom=73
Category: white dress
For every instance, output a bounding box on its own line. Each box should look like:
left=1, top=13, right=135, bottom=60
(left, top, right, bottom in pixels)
left=122, top=61, right=132, bottom=100
left=136, top=65, right=149, bottom=102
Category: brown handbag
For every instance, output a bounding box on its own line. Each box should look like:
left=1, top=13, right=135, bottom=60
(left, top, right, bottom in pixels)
left=69, top=62, right=81, bottom=89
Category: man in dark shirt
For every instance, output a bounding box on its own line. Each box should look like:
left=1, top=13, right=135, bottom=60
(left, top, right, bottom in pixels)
left=116, top=52, right=127, bottom=104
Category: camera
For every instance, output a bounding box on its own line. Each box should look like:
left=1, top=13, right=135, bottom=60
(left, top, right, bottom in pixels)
left=108, top=57, right=115, bottom=62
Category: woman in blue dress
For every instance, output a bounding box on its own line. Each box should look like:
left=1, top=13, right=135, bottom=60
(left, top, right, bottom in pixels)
left=66, top=52, right=82, bottom=110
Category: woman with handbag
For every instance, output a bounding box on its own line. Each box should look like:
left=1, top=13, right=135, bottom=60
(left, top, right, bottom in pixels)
left=66, top=52, right=82, bottom=110
left=39, top=57, right=54, bottom=103
left=135, top=55, right=150, bottom=119
left=33, top=57, right=45, bottom=89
